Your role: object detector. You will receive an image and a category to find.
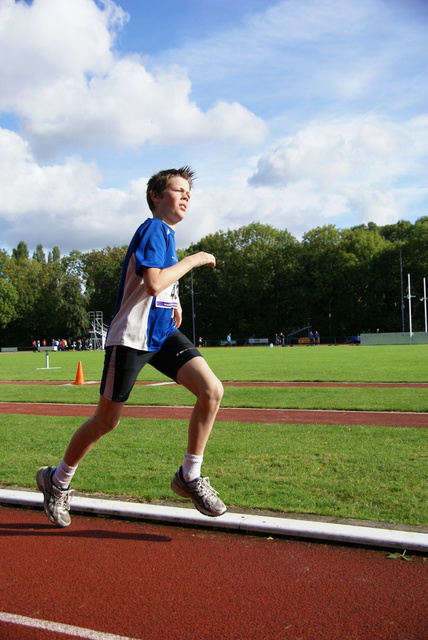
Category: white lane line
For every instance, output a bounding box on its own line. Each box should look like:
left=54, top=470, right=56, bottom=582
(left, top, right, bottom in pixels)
left=146, top=382, right=176, bottom=386
left=0, top=612, right=140, bottom=640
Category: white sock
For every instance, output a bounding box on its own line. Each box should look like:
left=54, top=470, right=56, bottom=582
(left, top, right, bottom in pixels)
left=181, top=453, right=203, bottom=482
left=52, top=460, right=78, bottom=489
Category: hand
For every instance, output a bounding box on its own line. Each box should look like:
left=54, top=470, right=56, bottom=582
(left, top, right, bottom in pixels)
left=173, top=304, right=182, bottom=328
left=191, top=251, right=216, bottom=269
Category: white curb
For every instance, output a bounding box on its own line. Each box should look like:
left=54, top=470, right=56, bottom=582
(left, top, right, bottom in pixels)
left=0, top=489, right=427, bottom=552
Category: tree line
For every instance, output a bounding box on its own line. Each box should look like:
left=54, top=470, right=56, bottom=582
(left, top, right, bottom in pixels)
left=1, top=217, right=427, bottom=348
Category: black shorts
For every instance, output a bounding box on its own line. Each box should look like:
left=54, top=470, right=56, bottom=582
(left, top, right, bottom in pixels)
left=100, top=332, right=202, bottom=403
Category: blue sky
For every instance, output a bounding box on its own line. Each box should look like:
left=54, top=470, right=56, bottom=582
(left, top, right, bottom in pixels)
left=0, top=0, right=427, bottom=254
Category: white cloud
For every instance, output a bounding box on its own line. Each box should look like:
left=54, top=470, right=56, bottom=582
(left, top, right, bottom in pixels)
left=250, top=117, right=419, bottom=188
left=0, top=0, right=267, bottom=159
left=249, top=128, right=355, bottom=189
left=0, top=0, right=122, bottom=101
left=346, top=189, right=401, bottom=227
left=1, top=106, right=426, bottom=256
left=181, top=177, right=347, bottom=248
left=0, top=128, right=144, bottom=251
left=0, top=0, right=427, bottom=256
left=355, top=123, right=404, bottom=157
left=248, top=115, right=427, bottom=229
left=0, top=127, right=336, bottom=254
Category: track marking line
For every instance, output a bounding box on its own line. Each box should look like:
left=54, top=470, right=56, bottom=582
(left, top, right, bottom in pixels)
left=0, top=612, right=140, bottom=640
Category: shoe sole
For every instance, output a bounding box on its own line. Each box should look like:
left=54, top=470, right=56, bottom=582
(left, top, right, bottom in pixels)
left=171, top=475, right=226, bottom=518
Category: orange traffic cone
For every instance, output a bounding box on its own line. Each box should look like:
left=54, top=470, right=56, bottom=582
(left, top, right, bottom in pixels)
left=73, top=361, right=85, bottom=385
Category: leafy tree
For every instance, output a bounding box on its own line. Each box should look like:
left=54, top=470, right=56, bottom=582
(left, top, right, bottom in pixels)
left=341, top=226, right=396, bottom=332
left=379, top=219, right=414, bottom=243
left=83, top=246, right=127, bottom=322
left=7, top=244, right=43, bottom=343
left=403, top=217, right=428, bottom=331
left=48, top=246, right=61, bottom=263
left=57, top=274, right=90, bottom=338
left=33, top=244, right=46, bottom=264
left=300, top=225, right=348, bottom=335
left=180, top=223, right=299, bottom=342
left=2, top=217, right=426, bottom=347
left=36, top=259, right=67, bottom=338
left=3, top=243, right=89, bottom=345
left=0, top=251, right=18, bottom=330
left=62, top=249, right=86, bottom=281
left=12, top=241, right=29, bottom=263
left=0, top=278, right=18, bottom=329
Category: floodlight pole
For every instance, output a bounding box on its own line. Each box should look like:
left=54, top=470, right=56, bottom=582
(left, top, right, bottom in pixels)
left=420, top=277, right=427, bottom=333
left=399, top=247, right=405, bottom=332
left=406, top=273, right=415, bottom=344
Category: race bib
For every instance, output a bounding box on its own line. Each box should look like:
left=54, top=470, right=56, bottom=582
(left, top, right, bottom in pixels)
left=155, top=281, right=179, bottom=308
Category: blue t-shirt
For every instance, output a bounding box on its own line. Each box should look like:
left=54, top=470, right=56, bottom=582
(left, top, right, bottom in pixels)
left=105, top=218, right=179, bottom=351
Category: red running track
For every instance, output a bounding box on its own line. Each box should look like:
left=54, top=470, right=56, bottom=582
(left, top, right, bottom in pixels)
left=1, top=379, right=427, bottom=427
left=1, top=384, right=427, bottom=638
left=0, top=506, right=427, bottom=640
left=0, top=402, right=427, bottom=428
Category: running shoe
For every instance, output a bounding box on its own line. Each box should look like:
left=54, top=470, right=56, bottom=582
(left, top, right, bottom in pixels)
left=36, top=466, right=73, bottom=527
left=171, top=466, right=226, bottom=517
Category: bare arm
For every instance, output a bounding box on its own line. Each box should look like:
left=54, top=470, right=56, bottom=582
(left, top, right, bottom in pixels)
left=142, top=252, right=216, bottom=297
left=173, top=300, right=182, bottom=328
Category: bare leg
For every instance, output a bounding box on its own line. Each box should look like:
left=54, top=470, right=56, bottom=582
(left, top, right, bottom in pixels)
left=171, top=357, right=226, bottom=516
left=63, top=395, right=125, bottom=467
left=176, top=356, right=223, bottom=456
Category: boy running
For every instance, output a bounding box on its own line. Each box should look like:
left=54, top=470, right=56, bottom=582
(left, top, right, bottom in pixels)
left=37, top=166, right=226, bottom=526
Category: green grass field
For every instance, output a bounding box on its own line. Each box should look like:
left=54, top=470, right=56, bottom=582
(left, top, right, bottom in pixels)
left=1, top=343, right=427, bottom=382
left=0, top=345, right=427, bottom=526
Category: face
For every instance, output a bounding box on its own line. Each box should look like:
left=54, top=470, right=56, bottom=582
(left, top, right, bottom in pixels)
left=151, top=176, right=191, bottom=227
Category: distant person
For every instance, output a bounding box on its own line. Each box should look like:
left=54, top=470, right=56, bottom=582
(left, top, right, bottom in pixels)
left=36, top=166, right=226, bottom=527
left=226, top=333, right=232, bottom=346
left=198, top=336, right=203, bottom=347
left=315, top=331, right=320, bottom=345
left=308, top=331, right=314, bottom=346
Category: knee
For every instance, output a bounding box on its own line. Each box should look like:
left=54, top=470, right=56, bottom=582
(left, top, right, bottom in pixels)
left=199, top=379, right=224, bottom=410
left=103, top=417, right=121, bottom=434
left=92, top=413, right=121, bottom=437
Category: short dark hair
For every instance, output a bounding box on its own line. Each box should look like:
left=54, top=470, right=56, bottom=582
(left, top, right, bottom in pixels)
left=146, top=166, right=196, bottom=212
